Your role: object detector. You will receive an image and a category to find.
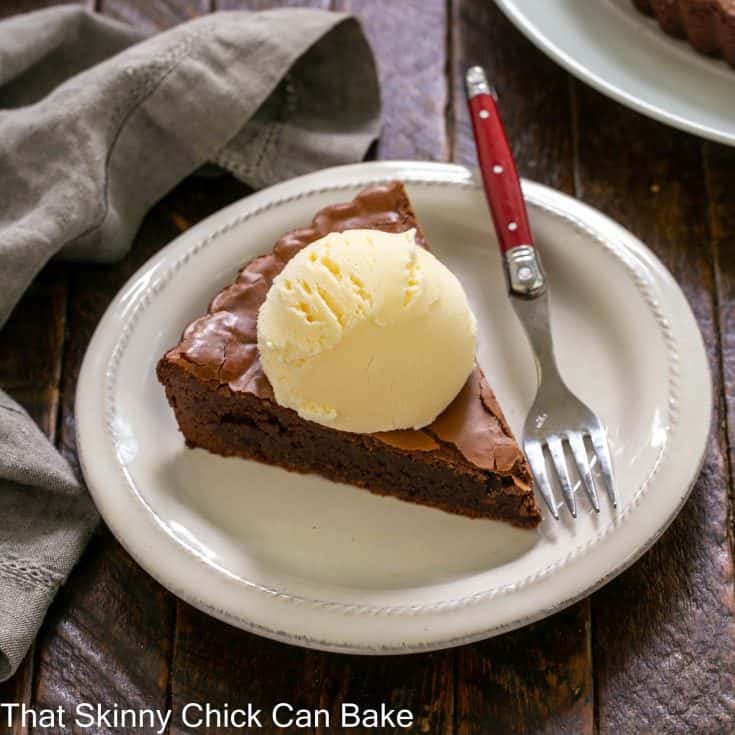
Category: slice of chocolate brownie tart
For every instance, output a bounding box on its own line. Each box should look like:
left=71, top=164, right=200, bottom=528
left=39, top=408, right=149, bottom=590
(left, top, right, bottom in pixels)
left=157, top=182, right=541, bottom=529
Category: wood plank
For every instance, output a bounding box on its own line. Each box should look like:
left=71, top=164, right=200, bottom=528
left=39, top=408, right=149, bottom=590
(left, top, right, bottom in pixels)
left=333, top=0, right=449, bottom=162
left=0, top=659, right=33, bottom=735
left=451, top=4, right=592, bottom=734
left=456, top=608, right=592, bottom=735
left=451, top=1, right=574, bottom=191
left=34, top=175, right=255, bottom=726
left=705, top=140, right=735, bottom=521
left=0, top=267, right=67, bottom=735
left=101, top=0, right=210, bottom=30
left=318, top=652, right=453, bottom=735
left=216, top=0, right=329, bottom=9
left=0, top=267, right=66, bottom=438
left=170, top=605, right=323, bottom=735
left=0, top=0, right=93, bottom=17
left=293, top=3, right=456, bottom=733
left=25, top=3, right=229, bottom=730
left=32, top=533, right=174, bottom=735
left=572, top=89, right=735, bottom=733
left=0, top=5, right=85, bottom=733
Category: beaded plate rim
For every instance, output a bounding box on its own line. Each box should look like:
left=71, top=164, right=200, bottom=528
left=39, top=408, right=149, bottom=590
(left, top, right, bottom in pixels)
left=101, top=174, right=677, bottom=614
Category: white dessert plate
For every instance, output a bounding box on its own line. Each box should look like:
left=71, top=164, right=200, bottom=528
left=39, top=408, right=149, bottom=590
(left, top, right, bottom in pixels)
left=76, top=161, right=710, bottom=653
left=495, top=0, right=735, bottom=146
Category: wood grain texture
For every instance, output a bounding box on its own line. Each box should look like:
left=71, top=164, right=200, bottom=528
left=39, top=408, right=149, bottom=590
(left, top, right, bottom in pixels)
left=0, top=267, right=67, bottom=735
left=100, top=0, right=210, bottom=30
left=216, top=0, right=329, bottom=9
left=0, top=268, right=66, bottom=438
left=0, top=0, right=92, bottom=18
left=33, top=175, right=255, bottom=731
left=451, top=1, right=574, bottom=192
left=0, top=658, right=33, bottom=735
left=22, top=0, right=221, bottom=725
left=705, top=141, right=735, bottom=526
left=0, top=7, right=75, bottom=733
left=30, top=184, right=209, bottom=734
left=170, top=605, right=322, bottom=735
left=451, top=5, right=592, bottom=734
left=333, top=0, right=449, bottom=162
left=572, top=87, right=735, bottom=735
left=317, top=652, right=453, bottom=735
left=456, top=607, right=592, bottom=735
left=32, top=533, right=174, bottom=735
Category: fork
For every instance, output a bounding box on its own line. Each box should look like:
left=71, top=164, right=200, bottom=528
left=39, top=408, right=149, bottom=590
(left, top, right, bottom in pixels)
left=464, top=66, right=616, bottom=519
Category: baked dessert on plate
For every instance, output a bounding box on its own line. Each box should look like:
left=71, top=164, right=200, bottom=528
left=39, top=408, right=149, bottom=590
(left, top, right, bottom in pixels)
left=157, top=182, right=541, bottom=529
left=633, top=0, right=735, bottom=67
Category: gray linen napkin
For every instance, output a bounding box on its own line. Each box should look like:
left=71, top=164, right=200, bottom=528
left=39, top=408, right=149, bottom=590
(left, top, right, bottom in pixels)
left=0, top=6, right=379, bottom=682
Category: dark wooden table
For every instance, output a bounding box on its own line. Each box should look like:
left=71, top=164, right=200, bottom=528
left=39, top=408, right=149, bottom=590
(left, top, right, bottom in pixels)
left=2, top=1, right=734, bottom=733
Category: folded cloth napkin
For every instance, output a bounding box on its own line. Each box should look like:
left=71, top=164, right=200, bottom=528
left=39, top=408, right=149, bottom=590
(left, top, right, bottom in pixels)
left=0, top=6, right=379, bottom=682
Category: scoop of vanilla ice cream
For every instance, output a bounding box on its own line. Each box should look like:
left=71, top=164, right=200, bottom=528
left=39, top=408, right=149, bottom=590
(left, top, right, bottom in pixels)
left=257, top=228, right=477, bottom=433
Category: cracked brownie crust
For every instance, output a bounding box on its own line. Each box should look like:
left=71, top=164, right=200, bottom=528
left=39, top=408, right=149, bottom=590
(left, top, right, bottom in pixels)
left=633, top=0, right=735, bottom=67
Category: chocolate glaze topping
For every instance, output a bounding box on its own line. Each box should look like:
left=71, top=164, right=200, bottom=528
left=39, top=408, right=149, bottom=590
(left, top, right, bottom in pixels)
left=165, top=182, right=527, bottom=478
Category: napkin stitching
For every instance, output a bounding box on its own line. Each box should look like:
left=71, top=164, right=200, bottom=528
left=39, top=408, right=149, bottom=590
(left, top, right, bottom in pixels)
left=96, top=31, right=203, bottom=223
left=252, top=121, right=280, bottom=176
left=0, top=558, right=64, bottom=589
left=0, top=403, right=29, bottom=420
left=214, top=126, right=276, bottom=180
left=252, top=74, right=295, bottom=177
left=210, top=149, right=251, bottom=178
left=64, top=27, right=209, bottom=253
left=212, top=73, right=296, bottom=181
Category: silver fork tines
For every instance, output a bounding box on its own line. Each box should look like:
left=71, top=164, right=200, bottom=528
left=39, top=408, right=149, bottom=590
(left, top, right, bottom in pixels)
left=524, top=441, right=559, bottom=519
left=524, top=430, right=614, bottom=519
left=546, top=436, right=577, bottom=517
left=568, top=433, right=600, bottom=513
left=590, top=428, right=617, bottom=508
left=509, top=254, right=617, bottom=519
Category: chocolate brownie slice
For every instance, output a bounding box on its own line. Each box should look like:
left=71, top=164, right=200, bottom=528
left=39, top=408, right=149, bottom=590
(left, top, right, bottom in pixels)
left=157, top=182, right=541, bottom=528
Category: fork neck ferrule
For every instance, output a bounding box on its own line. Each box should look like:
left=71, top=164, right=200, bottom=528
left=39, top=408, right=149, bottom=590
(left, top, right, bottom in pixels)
left=465, top=66, right=497, bottom=100
left=504, top=245, right=546, bottom=298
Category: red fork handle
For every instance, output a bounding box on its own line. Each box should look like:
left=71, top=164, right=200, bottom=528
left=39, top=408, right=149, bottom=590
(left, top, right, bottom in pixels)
left=465, top=70, right=534, bottom=254
left=465, top=66, right=545, bottom=298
